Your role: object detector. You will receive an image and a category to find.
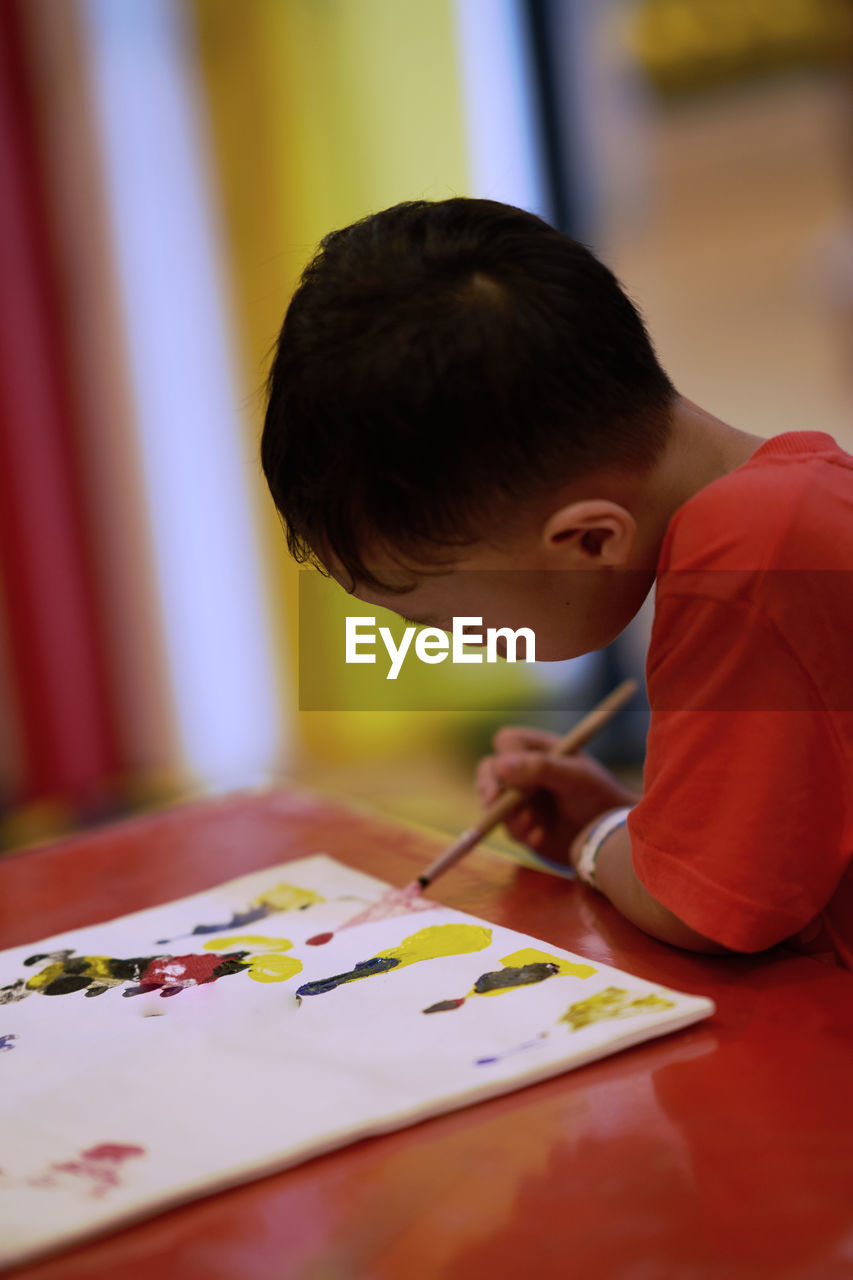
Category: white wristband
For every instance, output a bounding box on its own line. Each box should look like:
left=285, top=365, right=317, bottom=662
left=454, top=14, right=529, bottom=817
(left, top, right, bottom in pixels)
left=576, top=807, right=632, bottom=889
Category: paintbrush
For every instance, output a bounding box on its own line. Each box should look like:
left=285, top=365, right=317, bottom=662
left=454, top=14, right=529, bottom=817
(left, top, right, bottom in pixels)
left=293, top=683, right=636, bottom=1003
left=414, top=678, right=638, bottom=891
left=302, top=678, right=640, bottom=949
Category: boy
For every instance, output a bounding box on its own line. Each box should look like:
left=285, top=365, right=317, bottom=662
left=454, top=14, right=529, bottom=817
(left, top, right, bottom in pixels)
left=261, top=197, right=853, bottom=968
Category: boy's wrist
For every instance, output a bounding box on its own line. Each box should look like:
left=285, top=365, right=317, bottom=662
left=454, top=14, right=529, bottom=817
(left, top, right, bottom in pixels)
left=570, top=807, right=633, bottom=888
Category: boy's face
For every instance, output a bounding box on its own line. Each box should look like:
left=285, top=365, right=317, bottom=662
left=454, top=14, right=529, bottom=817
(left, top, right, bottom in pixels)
left=338, top=538, right=655, bottom=662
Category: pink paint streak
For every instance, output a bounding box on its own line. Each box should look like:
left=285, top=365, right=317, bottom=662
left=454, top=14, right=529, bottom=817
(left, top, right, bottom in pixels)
left=337, top=881, right=438, bottom=931
left=302, top=884, right=439, bottom=945
left=28, top=1143, right=145, bottom=1198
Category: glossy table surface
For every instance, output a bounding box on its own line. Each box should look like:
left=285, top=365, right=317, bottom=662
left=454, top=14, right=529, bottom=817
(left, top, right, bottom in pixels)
left=2, top=788, right=852, bottom=1280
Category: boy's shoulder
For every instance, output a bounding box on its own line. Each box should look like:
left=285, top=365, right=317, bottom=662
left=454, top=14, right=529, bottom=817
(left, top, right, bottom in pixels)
left=659, top=430, right=852, bottom=573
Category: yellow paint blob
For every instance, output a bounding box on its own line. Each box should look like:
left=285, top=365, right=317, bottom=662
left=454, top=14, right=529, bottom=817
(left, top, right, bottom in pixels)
left=254, top=883, right=323, bottom=911
left=247, top=954, right=303, bottom=983
left=202, top=935, right=294, bottom=953
left=25, top=962, right=64, bottom=991
left=469, top=948, right=598, bottom=999
left=202, top=934, right=301, bottom=982
left=81, top=957, right=117, bottom=980
left=375, top=923, right=492, bottom=970
left=26, top=956, right=116, bottom=990
left=560, top=986, right=675, bottom=1032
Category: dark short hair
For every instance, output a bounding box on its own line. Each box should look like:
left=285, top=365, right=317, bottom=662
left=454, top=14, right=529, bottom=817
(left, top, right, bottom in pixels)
left=261, top=197, right=676, bottom=590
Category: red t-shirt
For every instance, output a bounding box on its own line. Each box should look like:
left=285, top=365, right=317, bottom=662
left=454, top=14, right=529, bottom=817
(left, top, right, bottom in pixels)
left=629, top=431, right=853, bottom=967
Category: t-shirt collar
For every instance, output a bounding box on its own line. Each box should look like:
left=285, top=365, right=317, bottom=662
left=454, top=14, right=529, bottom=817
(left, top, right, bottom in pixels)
left=747, top=431, right=841, bottom=461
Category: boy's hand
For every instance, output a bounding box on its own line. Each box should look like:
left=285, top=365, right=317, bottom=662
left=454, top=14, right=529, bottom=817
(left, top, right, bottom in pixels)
left=475, top=726, right=641, bottom=864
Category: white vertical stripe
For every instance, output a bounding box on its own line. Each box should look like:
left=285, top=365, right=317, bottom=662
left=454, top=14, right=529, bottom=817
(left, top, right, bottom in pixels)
left=80, top=0, right=284, bottom=790
left=452, top=0, right=550, bottom=219
left=451, top=0, right=597, bottom=698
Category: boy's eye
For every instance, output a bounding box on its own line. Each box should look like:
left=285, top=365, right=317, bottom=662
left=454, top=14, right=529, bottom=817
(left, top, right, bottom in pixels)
left=401, top=614, right=446, bottom=629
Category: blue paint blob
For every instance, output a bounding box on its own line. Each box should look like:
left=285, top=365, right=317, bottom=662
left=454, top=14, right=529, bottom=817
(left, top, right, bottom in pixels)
left=296, top=955, right=400, bottom=997
left=156, top=905, right=270, bottom=945
left=475, top=1032, right=550, bottom=1067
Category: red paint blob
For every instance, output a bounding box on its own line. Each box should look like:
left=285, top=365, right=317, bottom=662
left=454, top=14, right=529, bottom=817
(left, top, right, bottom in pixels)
left=82, top=1144, right=145, bottom=1163
left=306, top=932, right=334, bottom=946
left=140, top=953, right=232, bottom=987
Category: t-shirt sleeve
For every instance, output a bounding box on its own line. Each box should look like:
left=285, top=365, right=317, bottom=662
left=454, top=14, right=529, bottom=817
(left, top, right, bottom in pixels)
left=630, top=590, right=849, bottom=952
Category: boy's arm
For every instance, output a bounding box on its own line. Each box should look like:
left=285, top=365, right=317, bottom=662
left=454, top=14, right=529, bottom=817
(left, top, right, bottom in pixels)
left=569, top=819, right=733, bottom=955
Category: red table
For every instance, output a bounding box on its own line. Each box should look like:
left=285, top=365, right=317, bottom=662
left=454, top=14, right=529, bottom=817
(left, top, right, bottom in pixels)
left=2, top=788, right=852, bottom=1279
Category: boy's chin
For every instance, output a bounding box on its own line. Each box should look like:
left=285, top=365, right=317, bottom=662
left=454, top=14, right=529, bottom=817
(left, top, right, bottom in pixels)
left=532, top=627, right=617, bottom=665
left=535, top=643, right=593, bottom=662
left=536, top=626, right=627, bottom=662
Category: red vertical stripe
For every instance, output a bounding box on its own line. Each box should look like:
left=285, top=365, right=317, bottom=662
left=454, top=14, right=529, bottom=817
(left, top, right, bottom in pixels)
left=0, top=1, right=120, bottom=809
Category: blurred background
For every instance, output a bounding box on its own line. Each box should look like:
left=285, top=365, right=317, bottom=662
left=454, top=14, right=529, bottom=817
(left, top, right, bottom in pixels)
left=1, top=0, right=852, bottom=854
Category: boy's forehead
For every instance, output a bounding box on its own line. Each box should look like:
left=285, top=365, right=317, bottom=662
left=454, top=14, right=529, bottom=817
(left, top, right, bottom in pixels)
left=345, top=564, right=456, bottom=614
left=316, top=494, right=561, bottom=600
left=322, top=541, right=461, bottom=598
left=328, top=571, right=451, bottom=634
left=321, top=534, right=561, bottom=624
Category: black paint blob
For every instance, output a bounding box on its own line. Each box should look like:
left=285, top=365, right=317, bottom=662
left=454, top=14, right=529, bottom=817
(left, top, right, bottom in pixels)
left=421, top=962, right=562, bottom=1015
left=422, top=998, right=466, bottom=1014
left=472, top=962, right=560, bottom=994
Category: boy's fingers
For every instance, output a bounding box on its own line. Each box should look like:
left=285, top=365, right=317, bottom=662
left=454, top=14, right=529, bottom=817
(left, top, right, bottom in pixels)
left=476, top=764, right=540, bottom=840
left=478, top=747, right=580, bottom=805
left=492, top=725, right=560, bottom=756
left=474, top=757, right=502, bottom=805
left=503, top=808, right=539, bottom=843
left=494, top=753, right=586, bottom=795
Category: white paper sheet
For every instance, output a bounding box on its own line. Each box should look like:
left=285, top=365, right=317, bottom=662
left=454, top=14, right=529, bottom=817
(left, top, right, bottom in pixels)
left=0, top=855, right=714, bottom=1266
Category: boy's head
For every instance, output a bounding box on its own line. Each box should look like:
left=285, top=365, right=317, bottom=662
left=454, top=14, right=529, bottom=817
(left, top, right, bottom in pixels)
left=262, top=197, right=678, bottom=658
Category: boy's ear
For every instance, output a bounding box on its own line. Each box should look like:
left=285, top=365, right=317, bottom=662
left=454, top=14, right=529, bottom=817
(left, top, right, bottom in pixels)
left=540, top=500, right=637, bottom=566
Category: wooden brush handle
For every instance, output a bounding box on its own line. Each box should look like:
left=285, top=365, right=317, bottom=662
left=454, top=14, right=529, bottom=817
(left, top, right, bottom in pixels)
left=471, top=677, right=638, bottom=839
left=416, top=678, right=638, bottom=888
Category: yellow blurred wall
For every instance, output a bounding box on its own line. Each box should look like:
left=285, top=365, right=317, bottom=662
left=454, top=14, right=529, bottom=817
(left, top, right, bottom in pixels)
left=192, top=0, right=497, bottom=766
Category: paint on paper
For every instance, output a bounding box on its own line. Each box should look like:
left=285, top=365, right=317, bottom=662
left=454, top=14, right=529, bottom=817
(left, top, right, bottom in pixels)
left=202, top=935, right=303, bottom=983
left=474, top=983, right=676, bottom=1066
left=296, top=923, right=492, bottom=998
left=422, top=948, right=597, bottom=1014
left=476, top=1033, right=550, bottom=1066
left=304, top=882, right=439, bottom=946
left=0, top=948, right=256, bottom=1001
left=156, top=881, right=325, bottom=944
left=25, top=1144, right=145, bottom=1198
left=336, top=882, right=438, bottom=931
left=0, top=855, right=715, bottom=1272
left=559, top=986, right=675, bottom=1031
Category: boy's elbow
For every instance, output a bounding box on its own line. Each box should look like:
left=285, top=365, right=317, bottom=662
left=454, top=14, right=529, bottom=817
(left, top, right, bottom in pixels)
left=645, top=912, right=735, bottom=955
left=595, top=832, right=758, bottom=957
left=642, top=906, right=785, bottom=957
left=632, top=891, right=739, bottom=955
